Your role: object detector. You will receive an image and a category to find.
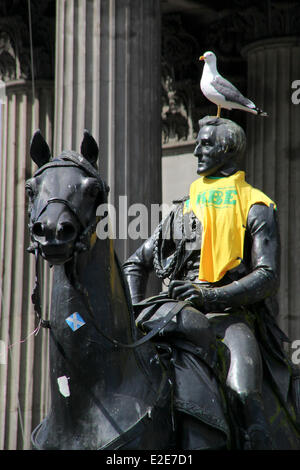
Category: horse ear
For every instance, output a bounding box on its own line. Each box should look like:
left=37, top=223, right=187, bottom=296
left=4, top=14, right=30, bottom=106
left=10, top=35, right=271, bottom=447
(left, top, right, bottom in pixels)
left=30, top=130, right=51, bottom=167
left=80, top=130, right=99, bottom=166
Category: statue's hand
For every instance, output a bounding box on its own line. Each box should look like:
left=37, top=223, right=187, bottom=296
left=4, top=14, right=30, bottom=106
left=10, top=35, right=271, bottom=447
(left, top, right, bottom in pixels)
left=168, top=280, right=205, bottom=310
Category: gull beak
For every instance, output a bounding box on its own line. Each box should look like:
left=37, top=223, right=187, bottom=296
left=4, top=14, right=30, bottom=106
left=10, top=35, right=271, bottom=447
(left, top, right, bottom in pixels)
left=199, top=55, right=205, bottom=61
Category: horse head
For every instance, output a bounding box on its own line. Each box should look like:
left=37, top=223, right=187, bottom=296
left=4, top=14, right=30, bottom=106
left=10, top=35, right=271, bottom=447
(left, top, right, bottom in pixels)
left=26, top=130, right=109, bottom=265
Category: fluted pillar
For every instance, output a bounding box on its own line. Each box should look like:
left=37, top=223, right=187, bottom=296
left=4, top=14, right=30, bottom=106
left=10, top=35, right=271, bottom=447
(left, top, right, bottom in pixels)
left=243, top=38, right=300, bottom=342
left=0, top=2, right=55, bottom=449
left=54, top=0, right=162, bottom=269
left=0, top=80, right=54, bottom=449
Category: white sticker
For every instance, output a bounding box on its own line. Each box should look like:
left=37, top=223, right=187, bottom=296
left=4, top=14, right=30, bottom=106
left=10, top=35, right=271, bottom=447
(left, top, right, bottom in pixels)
left=57, top=376, right=70, bottom=397
left=0, top=340, right=7, bottom=365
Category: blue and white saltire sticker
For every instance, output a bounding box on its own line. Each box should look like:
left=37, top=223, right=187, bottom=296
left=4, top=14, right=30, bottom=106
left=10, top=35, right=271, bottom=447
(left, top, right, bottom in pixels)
left=65, top=312, right=86, bottom=331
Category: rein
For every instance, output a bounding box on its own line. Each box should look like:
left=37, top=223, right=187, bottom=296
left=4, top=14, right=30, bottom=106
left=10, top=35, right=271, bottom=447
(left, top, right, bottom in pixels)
left=70, top=251, right=188, bottom=349
left=31, top=248, right=51, bottom=329
left=30, top=241, right=187, bottom=348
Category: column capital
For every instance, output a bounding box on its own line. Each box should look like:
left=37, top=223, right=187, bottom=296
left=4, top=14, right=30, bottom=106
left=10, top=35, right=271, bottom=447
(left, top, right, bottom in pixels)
left=241, top=36, right=300, bottom=57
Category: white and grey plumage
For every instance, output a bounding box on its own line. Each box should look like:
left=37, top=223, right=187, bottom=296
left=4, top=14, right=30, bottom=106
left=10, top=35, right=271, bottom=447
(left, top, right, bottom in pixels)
left=199, top=51, right=267, bottom=118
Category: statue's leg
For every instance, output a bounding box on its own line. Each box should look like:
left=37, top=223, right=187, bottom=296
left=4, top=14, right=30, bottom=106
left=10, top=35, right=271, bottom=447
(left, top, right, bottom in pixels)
left=170, top=306, right=229, bottom=449
left=137, top=302, right=230, bottom=449
left=222, top=321, right=273, bottom=450
left=175, top=411, right=227, bottom=450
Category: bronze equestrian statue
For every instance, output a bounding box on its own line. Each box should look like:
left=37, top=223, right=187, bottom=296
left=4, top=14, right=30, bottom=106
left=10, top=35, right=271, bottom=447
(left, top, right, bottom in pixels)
left=26, top=131, right=174, bottom=450
left=26, top=121, right=300, bottom=450
left=123, top=116, right=300, bottom=450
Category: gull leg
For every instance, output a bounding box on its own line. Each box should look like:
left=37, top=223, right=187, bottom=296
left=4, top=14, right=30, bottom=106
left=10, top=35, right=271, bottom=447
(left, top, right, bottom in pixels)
left=216, top=105, right=221, bottom=118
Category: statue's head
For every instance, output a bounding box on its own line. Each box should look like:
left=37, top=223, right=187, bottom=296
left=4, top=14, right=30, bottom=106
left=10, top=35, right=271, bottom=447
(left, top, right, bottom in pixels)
left=194, top=116, right=246, bottom=177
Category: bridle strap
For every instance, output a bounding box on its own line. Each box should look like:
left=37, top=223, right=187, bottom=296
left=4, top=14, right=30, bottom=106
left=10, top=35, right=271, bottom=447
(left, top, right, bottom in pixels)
left=33, top=197, right=86, bottom=230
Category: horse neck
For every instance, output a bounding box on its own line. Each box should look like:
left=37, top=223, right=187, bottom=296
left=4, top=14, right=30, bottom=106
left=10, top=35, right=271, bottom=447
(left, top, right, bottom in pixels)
left=73, top=235, right=135, bottom=344
left=49, top=235, right=137, bottom=389
left=44, top=235, right=154, bottom=448
left=51, top=234, right=135, bottom=339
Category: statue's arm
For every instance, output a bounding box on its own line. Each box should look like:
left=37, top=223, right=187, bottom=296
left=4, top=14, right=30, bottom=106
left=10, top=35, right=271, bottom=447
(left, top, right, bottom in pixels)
left=169, top=203, right=280, bottom=311
left=122, top=236, right=156, bottom=304
left=204, top=203, right=280, bottom=310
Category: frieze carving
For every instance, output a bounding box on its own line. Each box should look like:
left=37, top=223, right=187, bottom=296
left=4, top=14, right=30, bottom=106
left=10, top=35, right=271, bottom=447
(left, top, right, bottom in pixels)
left=0, top=20, right=31, bottom=81
left=0, top=27, right=19, bottom=81
left=161, top=12, right=247, bottom=146
left=161, top=15, right=202, bottom=145
left=0, top=1, right=55, bottom=82
left=162, top=75, right=190, bottom=143
left=204, top=1, right=300, bottom=55
left=234, top=2, right=300, bottom=42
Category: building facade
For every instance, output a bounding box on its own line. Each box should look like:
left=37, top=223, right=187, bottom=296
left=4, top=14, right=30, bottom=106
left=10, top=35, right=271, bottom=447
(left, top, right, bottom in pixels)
left=0, top=0, right=300, bottom=449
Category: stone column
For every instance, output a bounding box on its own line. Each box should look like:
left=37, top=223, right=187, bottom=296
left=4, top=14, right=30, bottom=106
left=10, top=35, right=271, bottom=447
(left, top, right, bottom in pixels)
left=54, top=0, right=162, bottom=273
left=0, top=80, right=54, bottom=450
left=242, top=37, right=300, bottom=342
left=0, top=5, right=55, bottom=449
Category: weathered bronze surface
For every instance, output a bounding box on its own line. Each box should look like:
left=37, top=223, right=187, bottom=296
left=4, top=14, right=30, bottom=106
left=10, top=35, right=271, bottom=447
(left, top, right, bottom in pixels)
left=123, top=116, right=300, bottom=450
left=26, top=121, right=300, bottom=449
left=27, top=131, right=174, bottom=450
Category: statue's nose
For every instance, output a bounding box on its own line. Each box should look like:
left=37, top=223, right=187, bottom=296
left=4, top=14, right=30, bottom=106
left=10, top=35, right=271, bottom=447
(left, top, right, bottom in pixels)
left=32, top=221, right=46, bottom=239
left=57, top=221, right=76, bottom=242
left=32, top=220, right=77, bottom=244
left=194, top=144, right=202, bottom=157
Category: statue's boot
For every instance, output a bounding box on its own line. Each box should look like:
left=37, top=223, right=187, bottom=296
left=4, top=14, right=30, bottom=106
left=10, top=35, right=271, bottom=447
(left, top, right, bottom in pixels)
left=243, top=392, right=273, bottom=450
left=229, top=391, right=273, bottom=450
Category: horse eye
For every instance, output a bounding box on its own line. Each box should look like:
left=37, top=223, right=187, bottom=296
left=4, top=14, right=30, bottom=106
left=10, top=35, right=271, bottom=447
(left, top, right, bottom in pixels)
left=25, top=186, right=34, bottom=199
left=87, top=184, right=100, bottom=198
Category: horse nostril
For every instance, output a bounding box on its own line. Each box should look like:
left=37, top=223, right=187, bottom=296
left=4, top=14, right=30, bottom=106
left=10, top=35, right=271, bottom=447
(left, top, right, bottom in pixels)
left=57, top=222, right=76, bottom=241
left=32, top=222, right=45, bottom=238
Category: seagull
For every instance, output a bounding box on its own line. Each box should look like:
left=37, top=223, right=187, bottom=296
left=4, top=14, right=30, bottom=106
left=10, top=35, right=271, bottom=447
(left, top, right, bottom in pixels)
left=199, top=51, right=267, bottom=118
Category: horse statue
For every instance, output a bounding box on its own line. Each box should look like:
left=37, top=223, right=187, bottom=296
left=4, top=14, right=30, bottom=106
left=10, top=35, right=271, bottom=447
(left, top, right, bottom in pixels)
left=26, top=130, right=178, bottom=450
left=26, top=130, right=300, bottom=450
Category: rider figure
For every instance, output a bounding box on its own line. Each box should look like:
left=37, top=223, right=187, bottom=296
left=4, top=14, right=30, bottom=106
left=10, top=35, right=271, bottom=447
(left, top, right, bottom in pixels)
left=122, top=116, right=286, bottom=449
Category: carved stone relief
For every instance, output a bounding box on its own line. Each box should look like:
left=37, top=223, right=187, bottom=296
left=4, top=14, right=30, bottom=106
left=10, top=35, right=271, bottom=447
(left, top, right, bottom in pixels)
left=161, top=15, right=201, bottom=145
left=161, top=12, right=246, bottom=147
left=0, top=1, right=55, bottom=82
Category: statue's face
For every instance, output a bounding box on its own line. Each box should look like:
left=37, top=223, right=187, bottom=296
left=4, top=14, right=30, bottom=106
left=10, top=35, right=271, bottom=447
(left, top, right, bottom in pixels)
left=194, top=125, right=232, bottom=177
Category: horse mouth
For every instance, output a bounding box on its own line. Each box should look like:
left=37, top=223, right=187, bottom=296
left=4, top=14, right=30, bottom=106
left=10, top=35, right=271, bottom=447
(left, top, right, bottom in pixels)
left=39, top=243, right=74, bottom=264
